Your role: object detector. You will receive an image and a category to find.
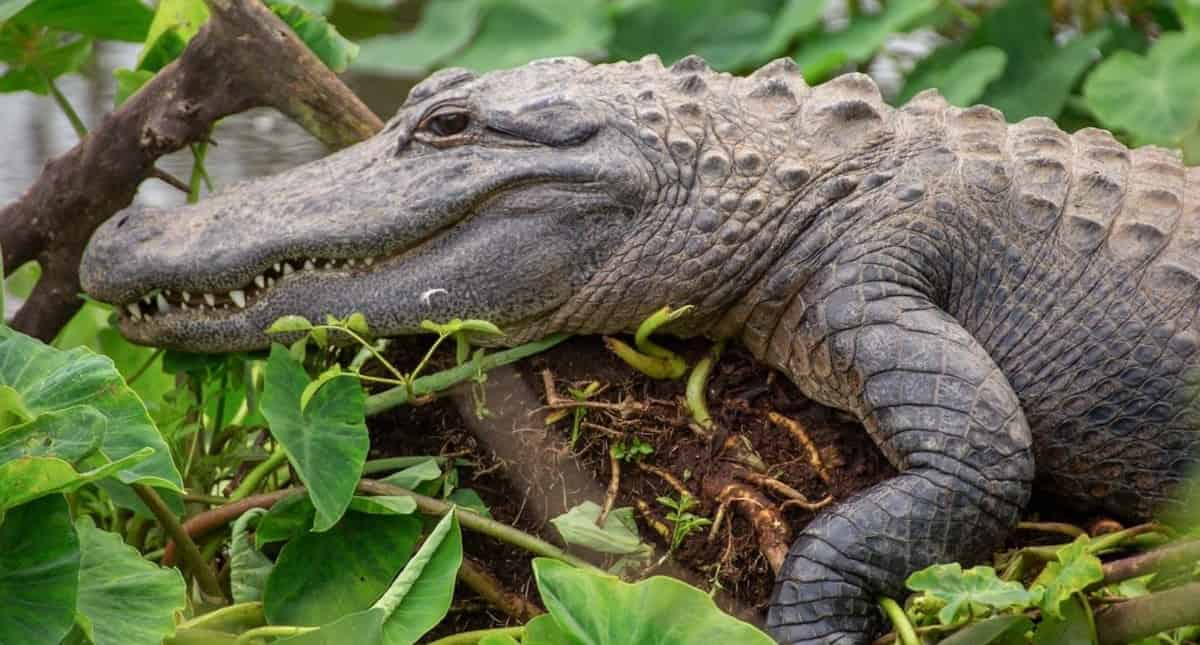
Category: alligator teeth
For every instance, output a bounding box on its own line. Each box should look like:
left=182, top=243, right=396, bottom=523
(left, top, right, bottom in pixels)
left=283, top=263, right=295, bottom=275
left=304, top=260, right=315, bottom=271
left=156, top=293, right=169, bottom=313
left=254, top=275, right=266, bottom=288
left=267, top=276, right=275, bottom=288
left=324, top=260, right=335, bottom=269
left=182, top=291, right=191, bottom=302
left=142, top=294, right=152, bottom=305
left=230, top=290, right=246, bottom=309
left=164, top=289, right=173, bottom=297
left=181, top=302, right=189, bottom=311
left=126, top=304, right=141, bottom=319
left=364, top=257, right=374, bottom=266
left=204, top=293, right=216, bottom=306
left=273, top=263, right=282, bottom=273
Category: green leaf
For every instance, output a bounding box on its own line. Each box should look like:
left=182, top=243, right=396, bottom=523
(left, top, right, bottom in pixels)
left=457, top=319, right=503, bottom=336
left=267, top=315, right=315, bottom=335
left=939, top=614, right=1032, bottom=645
left=0, top=28, right=92, bottom=95
left=446, top=488, right=490, bottom=517
left=1084, top=32, right=1200, bottom=149
left=261, top=344, right=369, bottom=532
left=231, top=508, right=274, bottom=603
left=277, top=511, right=463, bottom=645
left=897, top=46, right=1007, bottom=107
left=0, top=451, right=152, bottom=512
left=446, top=0, right=612, bottom=73
left=1032, top=593, right=1097, bottom=645
left=0, top=327, right=182, bottom=490
left=964, top=0, right=1108, bottom=121
left=380, top=457, right=444, bottom=490
left=791, top=0, right=938, bottom=82
left=479, top=634, right=522, bottom=645
left=256, top=493, right=316, bottom=547
left=1033, top=536, right=1104, bottom=620
left=611, top=0, right=778, bottom=71
left=10, top=0, right=153, bottom=42
left=300, top=365, right=343, bottom=411
left=290, top=0, right=333, bottom=15
left=0, top=0, right=36, bottom=21
left=551, top=501, right=651, bottom=556
left=352, top=0, right=480, bottom=76
left=268, top=2, right=359, bottom=73
left=906, top=563, right=1039, bottom=625
left=758, top=0, right=828, bottom=62
left=0, top=406, right=105, bottom=464
left=1177, top=0, right=1200, bottom=32
left=0, top=495, right=80, bottom=645
left=348, top=495, right=418, bottom=515
left=264, top=511, right=422, bottom=627
left=112, top=67, right=155, bottom=106
left=532, top=558, right=774, bottom=644
left=73, top=517, right=185, bottom=645
left=142, top=0, right=208, bottom=58
left=345, top=312, right=370, bottom=336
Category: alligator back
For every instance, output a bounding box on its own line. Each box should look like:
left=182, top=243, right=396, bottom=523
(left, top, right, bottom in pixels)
left=905, top=94, right=1200, bottom=519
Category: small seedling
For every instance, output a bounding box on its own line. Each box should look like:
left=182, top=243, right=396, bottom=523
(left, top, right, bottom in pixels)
left=610, top=437, right=654, bottom=463
left=657, top=493, right=712, bottom=554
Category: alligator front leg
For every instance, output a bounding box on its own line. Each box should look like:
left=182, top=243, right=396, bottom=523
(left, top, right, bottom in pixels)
left=765, top=289, right=1035, bottom=644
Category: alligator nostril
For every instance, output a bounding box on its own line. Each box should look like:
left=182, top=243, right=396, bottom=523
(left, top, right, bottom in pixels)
left=116, top=215, right=130, bottom=228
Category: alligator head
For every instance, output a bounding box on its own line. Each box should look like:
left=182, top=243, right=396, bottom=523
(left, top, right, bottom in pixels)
left=82, top=55, right=851, bottom=352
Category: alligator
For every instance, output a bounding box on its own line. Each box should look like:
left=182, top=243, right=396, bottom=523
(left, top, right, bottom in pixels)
left=80, top=54, right=1200, bottom=644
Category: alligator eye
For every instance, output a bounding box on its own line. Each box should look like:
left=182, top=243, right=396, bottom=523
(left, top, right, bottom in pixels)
left=426, top=112, right=470, bottom=137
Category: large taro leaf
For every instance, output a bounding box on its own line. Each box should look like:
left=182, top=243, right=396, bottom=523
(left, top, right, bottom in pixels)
left=267, top=2, right=358, bottom=73
left=610, top=0, right=783, bottom=72
left=0, top=495, right=80, bottom=645
left=0, top=327, right=182, bottom=492
left=906, top=563, right=1039, bottom=625
left=8, top=0, right=153, bottom=42
left=444, top=0, right=612, bottom=73
left=529, top=557, right=775, bottom=644
left=967, top=0, right=1109, bottom=121
left=261, top=344, right=368, bottom=532
left=1084, top=32, right=1200, bottom=158
left=278, top=511, right=463, bottom=645
left=74, top=517, right=186, bottom=645
left=939, top=614, right=1032, bottom=645
left=791, top=0, right=938, bottom=83
left=352, top=0, right=481, bottom=76
left=896, top=45, right=1007, bottom=107
left=1031, top=593, right=1097, bottom=645
left=264, top=511, right=422, bottom=627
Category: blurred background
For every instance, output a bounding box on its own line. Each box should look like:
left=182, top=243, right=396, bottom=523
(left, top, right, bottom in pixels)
left=2, top=0, right=1197, bottom=310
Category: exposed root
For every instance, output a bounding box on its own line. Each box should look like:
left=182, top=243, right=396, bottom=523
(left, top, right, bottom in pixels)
left=737, top=470, right=833, bottom=511
left=637, top=462, right=695, bottom=498
left=634, top=498, right=674, bottom=542
left=458, top=557, right=543, bottom=623
left=768, top=411, right=833, bottom=484
left=597, top=450, right=621, bottom=527
left=706, top=480, right=792, bottom=575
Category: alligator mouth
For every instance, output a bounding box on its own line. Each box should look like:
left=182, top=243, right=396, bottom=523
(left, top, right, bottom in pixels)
left=120, top=254, right=378, bottom=323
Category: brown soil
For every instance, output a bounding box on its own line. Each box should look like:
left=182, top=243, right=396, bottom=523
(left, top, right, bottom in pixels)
left=365, top=335, right=1105, bottom=641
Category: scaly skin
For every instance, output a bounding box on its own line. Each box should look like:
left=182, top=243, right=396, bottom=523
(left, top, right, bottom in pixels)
left=81, top=55, right=1200, bottom=644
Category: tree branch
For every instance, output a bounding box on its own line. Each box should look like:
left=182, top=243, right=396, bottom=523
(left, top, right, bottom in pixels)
left=1, top=0, right=381, bottom=341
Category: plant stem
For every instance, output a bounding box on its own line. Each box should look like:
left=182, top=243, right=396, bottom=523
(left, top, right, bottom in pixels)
left=187, top=138, right=211, bottom=203
left=132, top=483, right=225, bottom=601
left=364, top=333, right=571, bottom=416
left=176, top=601, right=266, bottom=632
left=235, top=625, right=317, bottom=644
left=1099, top=538, right=1200, bottom=586
left=39, top=69, right=87, bottom=139
left=362, top=455, right=447, bottom=475
left=878, top=597, right=920, bottom=645
left=229, top=445, right=288, bottom=501
left=184, top=493, right=230, bottom=505
left=126, top=348, right=164, bottom=386
left=313, top=324, right=406, bottom=382
left=162, top=488, right=304, bottom=566
left=686, top=338, right=726, bottom=431
left=427, top=627, right=526, bottom=645
left=357, top=479, right=603, bottom=574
